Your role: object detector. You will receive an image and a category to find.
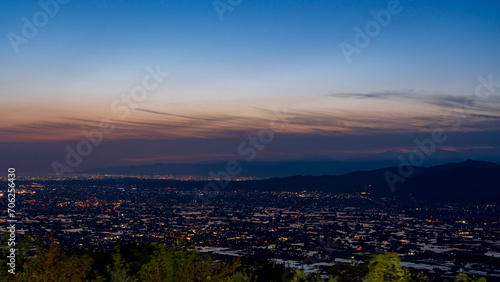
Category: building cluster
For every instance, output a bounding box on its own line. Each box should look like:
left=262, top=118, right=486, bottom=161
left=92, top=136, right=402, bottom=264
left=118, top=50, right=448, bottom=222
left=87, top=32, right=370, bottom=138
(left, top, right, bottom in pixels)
left=1, top=178, right=498, bottom=278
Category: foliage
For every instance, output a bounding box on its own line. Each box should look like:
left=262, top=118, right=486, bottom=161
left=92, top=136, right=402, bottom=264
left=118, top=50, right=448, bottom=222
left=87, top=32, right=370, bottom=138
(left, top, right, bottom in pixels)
left=238, top=257, right=290, bottom=282
left=108, top=246, right=137, bottom=282
left=455, top=272, right=487, bottom=282
left=0, top=233, right=36, bottom=279
left=287, top=252, right=487, bottom=282
left=289, top=270, right=338, bottom=282
left=325, top=258, right=369, bottom=281
left=0, top=236, right=490, bottom=282
left=363, top=252, right=412, bottom=282
left=17, top=239, right=93, bottom=282
left=137, top=241, right=250, bottom=281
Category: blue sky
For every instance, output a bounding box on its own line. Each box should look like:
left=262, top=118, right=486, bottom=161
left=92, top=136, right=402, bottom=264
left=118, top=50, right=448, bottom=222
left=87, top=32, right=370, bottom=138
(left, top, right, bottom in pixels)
left=2, top=0, right=499, bottom=96
left=1, top=0, right=500, bottom=174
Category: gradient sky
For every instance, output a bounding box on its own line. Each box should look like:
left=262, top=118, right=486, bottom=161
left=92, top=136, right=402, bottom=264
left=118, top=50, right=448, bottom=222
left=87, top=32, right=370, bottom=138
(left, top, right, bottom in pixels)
left=1, top=0, right=500, bottom=174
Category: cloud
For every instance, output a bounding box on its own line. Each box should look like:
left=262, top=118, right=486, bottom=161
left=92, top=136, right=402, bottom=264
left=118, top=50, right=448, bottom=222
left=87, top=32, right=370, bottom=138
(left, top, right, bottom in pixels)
left=328, top=91, right=414, bottom=100
left=439, top=146, right=496, bottom=152
left=2, top=92, right=500, bottom=144
left=328, top=90, right=500, bottom=111
left=136, top=108, right=222, bottom=122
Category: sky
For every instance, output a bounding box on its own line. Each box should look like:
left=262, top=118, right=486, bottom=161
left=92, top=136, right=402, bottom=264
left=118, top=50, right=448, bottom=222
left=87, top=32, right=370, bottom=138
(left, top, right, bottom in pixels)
left=1, top=0, right=500, bottom=175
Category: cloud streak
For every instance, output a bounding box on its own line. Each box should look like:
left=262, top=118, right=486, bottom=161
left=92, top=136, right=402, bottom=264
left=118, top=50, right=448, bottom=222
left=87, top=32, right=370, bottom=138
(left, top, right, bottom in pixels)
left=2, top=99, right=500, bottom=143
left=329, top=90, right=500, bottom=110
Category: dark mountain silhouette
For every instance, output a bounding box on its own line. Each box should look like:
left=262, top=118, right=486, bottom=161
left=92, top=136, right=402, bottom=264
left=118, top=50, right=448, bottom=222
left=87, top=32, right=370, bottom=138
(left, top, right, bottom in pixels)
left=400, top=167, right=499, bottom=203
left=79, top=160, right=500, bottom=204
left=230, top=159, right=499, bottom=191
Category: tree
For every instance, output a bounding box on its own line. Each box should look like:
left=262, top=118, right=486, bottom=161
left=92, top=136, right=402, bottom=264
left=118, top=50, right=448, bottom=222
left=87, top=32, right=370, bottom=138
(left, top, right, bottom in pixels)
left=325, top=259, right=369, bottom=281
left=0, top=233, right=36, bottom=280
left=363, top=252, right=412, bottom=282
left=138, top=242, right=251, bottom=281
left=17, top=239, right=93, bottom=281
left=238, top=257, right=290, bottom=282
left=455, top=273, right=487, bottom=282
left=289, top=269, right=338, bottom=282
left=108, top=246, right=137, bottom=282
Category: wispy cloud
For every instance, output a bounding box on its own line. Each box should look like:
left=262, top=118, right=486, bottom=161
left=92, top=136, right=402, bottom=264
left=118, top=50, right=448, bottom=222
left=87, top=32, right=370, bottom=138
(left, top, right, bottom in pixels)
left=2, top=94, right=500, bottom=143
left=328, top=91, right=415, bottom=100
left=328, top=90, right=500, bottom=111
left=439, top=146, right=496, bottom=152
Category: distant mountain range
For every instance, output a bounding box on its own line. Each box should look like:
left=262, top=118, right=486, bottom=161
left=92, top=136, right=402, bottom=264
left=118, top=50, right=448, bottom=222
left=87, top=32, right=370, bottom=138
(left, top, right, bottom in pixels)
left=230, top=159, right=500, bottom=203
left=80, top=159, right=500, bottom=204
left=81, top=159, right=403, bottom=177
